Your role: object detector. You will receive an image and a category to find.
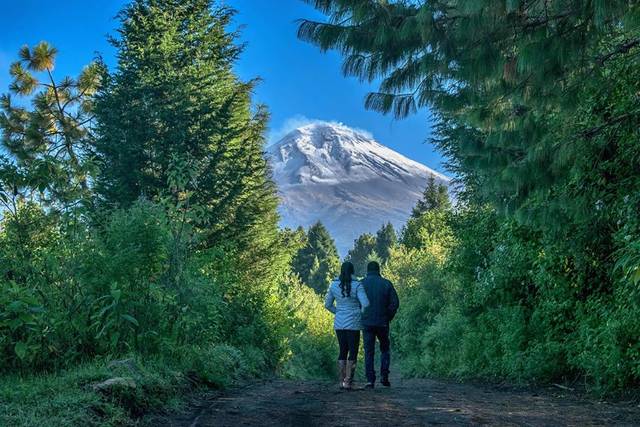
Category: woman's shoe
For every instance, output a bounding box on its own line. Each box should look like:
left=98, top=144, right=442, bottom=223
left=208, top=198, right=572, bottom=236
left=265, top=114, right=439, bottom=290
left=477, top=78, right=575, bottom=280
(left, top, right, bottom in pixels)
left=337, top=360, right=347, bottom=389
left=343, top=360, right=357, bottom=389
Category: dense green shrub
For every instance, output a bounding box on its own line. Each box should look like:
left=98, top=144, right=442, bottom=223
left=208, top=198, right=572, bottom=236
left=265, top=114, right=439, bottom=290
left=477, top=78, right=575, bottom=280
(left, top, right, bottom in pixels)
left=278, top=275, right=336, bottom=379
left=387, top=194, right=640, bottom=392
left=0, top=198, right=333, bottom=376
left=0, top=202, right=81, bottom=369
left=0, top=197, right=336, bottom=426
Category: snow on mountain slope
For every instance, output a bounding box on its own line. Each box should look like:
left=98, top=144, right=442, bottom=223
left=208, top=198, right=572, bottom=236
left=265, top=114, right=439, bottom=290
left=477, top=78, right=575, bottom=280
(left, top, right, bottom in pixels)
left=267, top=121, right=450, bottom=255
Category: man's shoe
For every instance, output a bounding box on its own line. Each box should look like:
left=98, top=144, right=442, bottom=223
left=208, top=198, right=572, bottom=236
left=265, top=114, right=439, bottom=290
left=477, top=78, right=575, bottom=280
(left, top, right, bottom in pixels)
left=364, top=382, right=374, bottom=389
left=381, top=379, right=391, bottom=387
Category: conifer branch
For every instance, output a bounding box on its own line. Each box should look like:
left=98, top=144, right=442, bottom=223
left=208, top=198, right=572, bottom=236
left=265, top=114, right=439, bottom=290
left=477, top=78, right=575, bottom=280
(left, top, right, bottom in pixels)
left=596, top=38, right=640, bottom=66
left=581, top=113, right=635, bottom=139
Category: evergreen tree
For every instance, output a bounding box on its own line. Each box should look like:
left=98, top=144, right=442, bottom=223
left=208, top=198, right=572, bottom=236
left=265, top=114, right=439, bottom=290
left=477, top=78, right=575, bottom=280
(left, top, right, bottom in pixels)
left=403, top=177, right=451, bottom=251
left=299, top=1, right=640, bottom=217
left=0, top=42, right=101, bottom=209
left=292, top=221, right=340, bottom=294
left=365, top=250, right=382, bottom=269
left=412, top=175, right=450, bottom=218
left=401, top=209, right=452, bottom=251
left=94, top=0, right=278, bottom=253
left=282, top=226, right=307, bottom=257
left=346, top=233, right=376, bottom=276
left=375, top=222, right=397, bottom=264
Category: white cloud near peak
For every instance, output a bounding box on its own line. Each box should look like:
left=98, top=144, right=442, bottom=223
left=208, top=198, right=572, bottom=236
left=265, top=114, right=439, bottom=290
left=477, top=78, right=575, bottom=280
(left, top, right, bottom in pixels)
left=267, top=114, right=374, bottom=146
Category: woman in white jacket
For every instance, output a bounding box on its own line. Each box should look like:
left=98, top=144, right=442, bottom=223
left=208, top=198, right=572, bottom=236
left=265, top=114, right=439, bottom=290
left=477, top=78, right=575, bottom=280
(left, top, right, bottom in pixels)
left=324, top=261, right=369, bottom=389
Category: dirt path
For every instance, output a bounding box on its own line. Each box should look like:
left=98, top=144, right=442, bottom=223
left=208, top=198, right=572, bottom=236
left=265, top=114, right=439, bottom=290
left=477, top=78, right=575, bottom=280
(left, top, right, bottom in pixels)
left=154, top=376, right=640, bottom=426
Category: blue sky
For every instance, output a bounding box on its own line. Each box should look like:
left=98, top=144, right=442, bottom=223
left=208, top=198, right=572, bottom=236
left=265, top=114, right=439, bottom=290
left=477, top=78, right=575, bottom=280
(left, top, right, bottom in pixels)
left=0, top=0, right=445, bottom=173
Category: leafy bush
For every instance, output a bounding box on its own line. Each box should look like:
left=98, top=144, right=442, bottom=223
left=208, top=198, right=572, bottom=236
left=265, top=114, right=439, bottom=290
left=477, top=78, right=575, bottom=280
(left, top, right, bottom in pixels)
left=0, top=199, right=317, bottom=375
left=387, top=195, right=640, bottom=392
left=278, top=275, right=336, bottom=379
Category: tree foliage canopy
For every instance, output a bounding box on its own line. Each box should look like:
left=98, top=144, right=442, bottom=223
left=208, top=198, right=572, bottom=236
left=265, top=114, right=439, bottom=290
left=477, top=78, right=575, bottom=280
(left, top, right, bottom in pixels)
left=0, top=1, right=336, bottom=403
left=0, top=42, right=101, bottom=211
left=412, top=174, right=450, bottom=218
left=299, top=0, right=640, bottom=215
left=346, top=232, right=376, bottom=276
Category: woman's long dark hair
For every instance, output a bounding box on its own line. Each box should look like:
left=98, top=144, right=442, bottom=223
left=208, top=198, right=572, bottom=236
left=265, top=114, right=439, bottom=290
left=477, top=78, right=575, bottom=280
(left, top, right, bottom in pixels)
left=339, top=261, right=355, bottom=297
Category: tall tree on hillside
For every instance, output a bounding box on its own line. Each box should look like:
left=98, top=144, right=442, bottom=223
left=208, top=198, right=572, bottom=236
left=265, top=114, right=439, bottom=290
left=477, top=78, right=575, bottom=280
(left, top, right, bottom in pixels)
left=94, top=0, right=278, bottom=254
left=412, top=175, right=450, bottom=218
left=375, top=222, right=397, bottom=264
left=0, top=42, right=100, bottom=209
left=292, top=221, right=340, bottom=293
left=346, top=233, right=376, bottom=276
left=403, top=178, right=452, bottom=250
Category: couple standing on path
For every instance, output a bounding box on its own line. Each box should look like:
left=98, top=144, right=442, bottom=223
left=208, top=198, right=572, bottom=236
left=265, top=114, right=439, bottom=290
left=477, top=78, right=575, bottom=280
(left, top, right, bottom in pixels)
left=324, top=260, right=399, bottom=390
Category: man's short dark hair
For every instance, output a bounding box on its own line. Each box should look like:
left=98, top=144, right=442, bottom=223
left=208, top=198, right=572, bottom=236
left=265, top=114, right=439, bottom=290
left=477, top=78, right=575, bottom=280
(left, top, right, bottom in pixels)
left=367, top=261, right=380, bottom=273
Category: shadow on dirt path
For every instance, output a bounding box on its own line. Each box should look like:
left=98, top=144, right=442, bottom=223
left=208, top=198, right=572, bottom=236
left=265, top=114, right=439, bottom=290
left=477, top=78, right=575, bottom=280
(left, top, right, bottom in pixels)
left=152, top=376, right=640, bottom=426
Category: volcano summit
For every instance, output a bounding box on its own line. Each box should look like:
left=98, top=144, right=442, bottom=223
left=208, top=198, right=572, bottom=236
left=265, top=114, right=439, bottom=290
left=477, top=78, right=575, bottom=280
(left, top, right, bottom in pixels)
left=267, top=121, right=449, bottom=255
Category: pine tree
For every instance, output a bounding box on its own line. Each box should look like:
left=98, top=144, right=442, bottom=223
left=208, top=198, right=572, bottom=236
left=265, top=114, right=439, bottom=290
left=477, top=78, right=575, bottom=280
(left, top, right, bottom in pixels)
left=282, top=226, right=307, bottom=258
left=375, top=222, right=397, bottom=264
left=0, top=42, right=101, bottom=209
left=346, top=233, right=376, bottom=277
left=94, top=0, right=278, bottom=253
left=292, top=221, right=340, bottom=293
left=298, top=0, right=640, bottom=217
left=412, top=175, right=451, bottom=218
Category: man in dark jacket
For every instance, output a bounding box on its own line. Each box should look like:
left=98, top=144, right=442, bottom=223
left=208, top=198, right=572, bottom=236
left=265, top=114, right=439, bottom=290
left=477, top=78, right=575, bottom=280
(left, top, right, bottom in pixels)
left=361, top=261, right=399, bottom=388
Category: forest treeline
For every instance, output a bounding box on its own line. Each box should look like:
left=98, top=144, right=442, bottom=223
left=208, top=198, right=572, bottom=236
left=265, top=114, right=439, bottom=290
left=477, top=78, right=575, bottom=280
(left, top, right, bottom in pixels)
left=300, top=0, right=640, bottom=393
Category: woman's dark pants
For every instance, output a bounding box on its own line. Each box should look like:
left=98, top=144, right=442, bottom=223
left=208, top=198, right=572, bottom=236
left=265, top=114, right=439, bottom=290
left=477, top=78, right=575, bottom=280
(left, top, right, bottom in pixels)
left=335, top=329, right=360, bottom=361
left=363, top=325, right=390, bottom=384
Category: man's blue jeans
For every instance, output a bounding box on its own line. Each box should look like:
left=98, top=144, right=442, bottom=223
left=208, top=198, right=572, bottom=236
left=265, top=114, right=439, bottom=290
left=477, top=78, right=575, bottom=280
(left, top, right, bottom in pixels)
left=363, top=325, right=390, bottom=384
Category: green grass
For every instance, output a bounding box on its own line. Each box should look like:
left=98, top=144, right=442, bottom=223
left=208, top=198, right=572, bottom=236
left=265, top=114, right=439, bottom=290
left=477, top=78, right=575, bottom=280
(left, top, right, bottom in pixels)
left=1, top=362, right=132, bottom=426
left=0, top=345, right=261, bottom=426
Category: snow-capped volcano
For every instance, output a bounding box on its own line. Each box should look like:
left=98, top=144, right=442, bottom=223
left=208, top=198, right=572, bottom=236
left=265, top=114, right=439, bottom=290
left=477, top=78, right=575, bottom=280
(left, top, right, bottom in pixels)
left=267, top=121, right=449, bottom=255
